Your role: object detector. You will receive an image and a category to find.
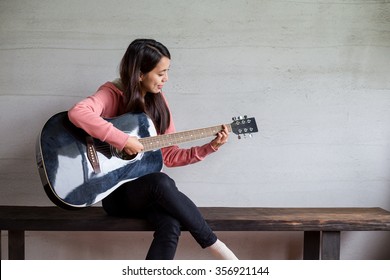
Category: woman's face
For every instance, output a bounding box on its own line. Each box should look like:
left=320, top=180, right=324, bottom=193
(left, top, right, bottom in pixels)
left=140, top=56, right=170, bottom=95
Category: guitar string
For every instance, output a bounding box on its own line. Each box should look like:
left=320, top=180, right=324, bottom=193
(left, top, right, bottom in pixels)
left=88, top=124, right=233, bottom=152
left=82, top=121, right=259, bottom=156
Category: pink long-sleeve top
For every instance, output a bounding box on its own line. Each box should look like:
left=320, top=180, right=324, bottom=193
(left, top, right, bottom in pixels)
left=68, top=81, right=217, bottom=167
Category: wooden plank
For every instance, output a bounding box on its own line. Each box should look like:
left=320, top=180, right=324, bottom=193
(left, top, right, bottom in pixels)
left=321, top=231, right=341, bottom=260
left=202, top=207, right=390, bottom=231
left=1, top=206, right=390, bottom=232
left=0, top=206, right=153, bottom=231
left=303, top=231, right=320, bottom=260
left=8, top=230, right=25, bottom=260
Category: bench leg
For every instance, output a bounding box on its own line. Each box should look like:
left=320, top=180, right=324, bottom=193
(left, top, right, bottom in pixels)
left=8, top=230, right=25, bottom=260
left=303, top=231, right=321, bottom=260
left=321, top=231, right=340, bottom=260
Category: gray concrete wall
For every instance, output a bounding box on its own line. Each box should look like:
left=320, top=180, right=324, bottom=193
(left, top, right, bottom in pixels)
left=1, top=0, right=389, bottom=259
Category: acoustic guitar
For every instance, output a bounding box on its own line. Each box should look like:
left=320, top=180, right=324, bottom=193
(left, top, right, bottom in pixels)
left=36, top=112, right=258, bottom=209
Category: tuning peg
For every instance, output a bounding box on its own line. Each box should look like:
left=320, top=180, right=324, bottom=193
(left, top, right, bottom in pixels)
left=232, top=117, right=237, bottom=121
left=238, top=135, right=241, bottom=140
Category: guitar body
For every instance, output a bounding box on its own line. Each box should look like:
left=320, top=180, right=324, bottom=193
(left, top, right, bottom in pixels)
left=36, top=112, right=163, bottom=209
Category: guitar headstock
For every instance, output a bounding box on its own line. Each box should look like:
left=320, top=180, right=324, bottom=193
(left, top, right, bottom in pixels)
left=230, top=116, right=258, bottom=139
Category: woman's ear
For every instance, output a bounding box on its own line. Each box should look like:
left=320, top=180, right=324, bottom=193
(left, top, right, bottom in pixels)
left=139, top=73, right=144, bottom=82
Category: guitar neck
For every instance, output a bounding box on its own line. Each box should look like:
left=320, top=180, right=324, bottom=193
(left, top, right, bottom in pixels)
left=139, top=124, right=233, bottom=151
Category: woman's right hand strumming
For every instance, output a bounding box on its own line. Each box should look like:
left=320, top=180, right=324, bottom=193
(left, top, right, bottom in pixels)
left=123, top=136, right=144, bottom=155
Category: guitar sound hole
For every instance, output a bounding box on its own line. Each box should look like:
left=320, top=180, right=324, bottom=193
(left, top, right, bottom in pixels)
left=112, top=148, right=138, bottom=161
left=121, top=152, right=138, bottom=161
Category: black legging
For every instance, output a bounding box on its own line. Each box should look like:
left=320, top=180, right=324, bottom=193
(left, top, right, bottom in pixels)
left=102, top=172, right=217, bottom=259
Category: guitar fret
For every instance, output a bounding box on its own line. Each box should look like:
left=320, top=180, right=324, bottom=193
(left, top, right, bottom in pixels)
left=140, top=124, right=233, bottom=151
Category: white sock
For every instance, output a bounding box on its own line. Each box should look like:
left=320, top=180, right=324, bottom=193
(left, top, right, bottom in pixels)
left=208, top=239, right=238, bottom=260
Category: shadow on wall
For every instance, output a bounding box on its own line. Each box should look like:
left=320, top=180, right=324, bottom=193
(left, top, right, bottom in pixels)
left=342, top=231, right=390, bottom=260
left=216, top=232, right=303, bottom=260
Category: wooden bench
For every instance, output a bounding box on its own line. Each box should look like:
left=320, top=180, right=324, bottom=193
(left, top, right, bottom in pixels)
left=1, top=206, right=390, bottom=260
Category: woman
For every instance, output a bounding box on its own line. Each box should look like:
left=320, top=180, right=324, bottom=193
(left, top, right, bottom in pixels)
left=68, top=39, right=237, bottom=260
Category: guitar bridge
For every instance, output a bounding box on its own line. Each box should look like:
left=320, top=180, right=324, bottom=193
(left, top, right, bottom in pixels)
left=86, top=136, right=101, bottom=174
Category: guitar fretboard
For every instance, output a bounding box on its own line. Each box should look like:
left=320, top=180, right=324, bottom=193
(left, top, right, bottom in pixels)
left=139, top=124, right=233, bottom=151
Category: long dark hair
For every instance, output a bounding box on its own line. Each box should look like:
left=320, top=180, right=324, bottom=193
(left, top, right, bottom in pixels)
left=119, top=39, right=171, bottom=134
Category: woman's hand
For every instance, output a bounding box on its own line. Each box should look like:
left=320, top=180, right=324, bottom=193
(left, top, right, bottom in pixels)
left=123, top=136, right=144, bottom=156
left=210, top=124, right=229, bottom=150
